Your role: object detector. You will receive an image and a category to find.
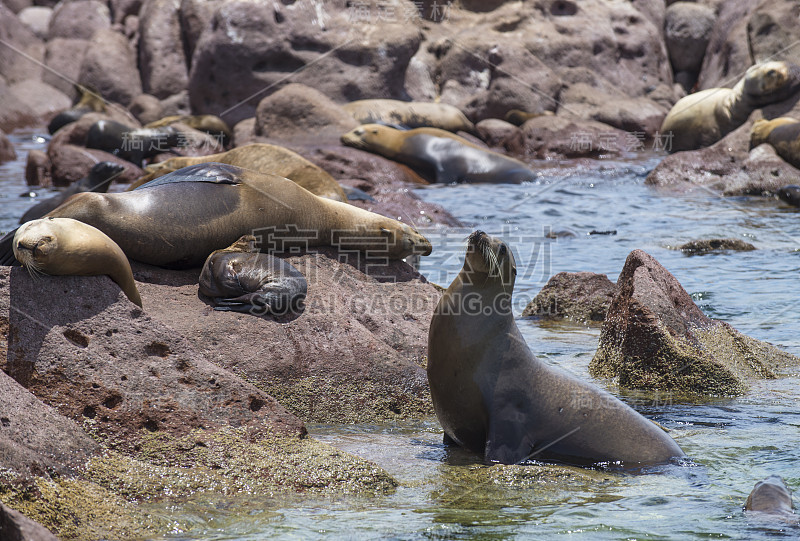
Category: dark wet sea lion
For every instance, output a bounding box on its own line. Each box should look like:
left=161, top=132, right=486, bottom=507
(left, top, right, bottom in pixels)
left=145, top=114, right=232, bottom=145
left=19, top=162, right=124, bottom=224
left=777, top=185, right=800, bottom=207
left=745, top=476, right=797, bottom=523
left=427, top=230, right=685, bottom=467
left=86, top=119, right=180, bottom=166
left=13, top=217, right=141, bottom=307
left=199, top=235, right=307, bottom=315
left=47, top=85, right=107, bottom=135
left=341, top=124, right=537, bottom=184
left=0, top=163, right=431, bottom=269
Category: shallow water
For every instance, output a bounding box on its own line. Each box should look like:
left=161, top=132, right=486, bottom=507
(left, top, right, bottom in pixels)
left=2, top=135, right=800, bottom=539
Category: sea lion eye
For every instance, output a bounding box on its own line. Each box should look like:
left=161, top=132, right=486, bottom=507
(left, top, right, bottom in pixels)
left=371, top=128, right=379, bottom=135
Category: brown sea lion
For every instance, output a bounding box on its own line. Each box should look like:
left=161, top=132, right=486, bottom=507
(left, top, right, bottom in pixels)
left=342, top=99, right=475, bottom=133
left=745, top=476, right=797, bottom=523
left=126, top=143, right=347, bottom=202
left=341, top=124, right=537, bottom=184
left=427, top=230, right=685, bottom=467
left=0, top=163, right=431, bottom=269
left=661, top=61, right=800, bottom=152
left=12, top=217, right=142, bottom=307
left=199, top=235, right=307, bottom=315
left=504, top=109, right=555, bottom=126
left=750, top=117, right=800, bottom=169
left=145, top=114, right=232, bottom=145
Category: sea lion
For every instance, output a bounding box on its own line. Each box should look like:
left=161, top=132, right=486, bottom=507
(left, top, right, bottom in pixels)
left=341, top=124, right=537, bottom=184
left=86, top=120, right=180, bottom=167
left=342, top=99, right=475, bottom=133
left=427, top=230, right=685, bottom=467
left=199, top=235, right=307, bottom=315
left=12, top=217, right=142, bottom=307
left=145, top=114, right=232, bottom=146
left=0, top=163, right=431, bottom=269
left=47, top=85, right=106, bottom=135
left=126, top=143, right=347, bottom=202
left=661, top=61, right=800, bottom=152
left=19, top=162, right=124, bottom=224
left=776, top=185, right=800, bottom=207
left=745, top=476, right=797, bottom=522
left=750, top=117, right=800, bottom=169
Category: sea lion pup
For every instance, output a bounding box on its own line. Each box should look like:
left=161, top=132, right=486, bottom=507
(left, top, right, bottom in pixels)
left=342, top=99, right=475, bottom=133
left=199, top=235, right=307, bottom=315
left=0, top=163, right=431, bottom=269
left=126, top=143, right=347, bottom=202
left=12, top=217, right=142, bottom=307
left=86, top=119, right=181, bottom=167
left=745, top=476, right=798, bottom=522
left=661, top=61, right=800, bottom=152
left=750, top=117, right=800, bottom=169
left=145, top=114, right=232, bottom=146
left=47, top=84, right=106, bottom=135
left=427, top=231, right=685, bottom=467
left=341, top=124, right=537, bottom=184
left=19, top=162, right=124, bottom=224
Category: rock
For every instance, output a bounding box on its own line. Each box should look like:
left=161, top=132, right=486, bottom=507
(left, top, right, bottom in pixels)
left=403, top=54, right=437, bottom=102
left=48, top=112, right=139, bottom=150
left=109, top=0, right=143, bottom=23
left=664, top=2, right=716, bottom=90
left=79, top=28, right=142, bottom=107
left=42, top=38, right=90, bottom=99
left=178, top=0, right=222, bottom=66
left=504, top=115, right=632, bottom=160
left=0, top=129, right=16, bottom=163
left=138, top=0, right=188, bottom=99
left=3, top=0, right=31, bottom=13
left=4, top=266, right=306, bottom=453
left=47, top=143, right=144, bottom=186
left=253, top=83, right=358, bottom=143
left=0, top=502, right=59, bottom=541
left=17, top=6, right=52, bottom=39
left=8, top=79, right=71, bottom=123
left=678, top=238, right=756, bottom=254
left=188, top=0, right=421, bottom=125
left=747, top=0, right=800, bottom=66
left=0, top=80, right=38, bottom=132
left=697, top=0, right=756, bottom=90
left=47, top=0, right=110, bottom=40
left=475, top=118, right=518, bottom=147
left=522, top=272, right=618, bottom=324
left=129, top=93, right=163, bottom=124
left=24, top=149, right=50, bottom=187
left=0, top=3, right=44, bottom=84
left=232, top=116, right=255, bottom=146
left=158, top=89, right=190, bottom=117
left=590, top=249, right=800, bottom=395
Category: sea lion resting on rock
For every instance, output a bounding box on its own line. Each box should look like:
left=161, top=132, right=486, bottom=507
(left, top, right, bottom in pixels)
left=199, top=235, right=307, bottom=315
left=19, top=162, right=124, bottom=224
left=750, top=117, right=800, bottom=169
left=86, top=119, right=180, bottom=167
left=341, top=124, right=537, bottom=184
left=47, top=84, right=106, bottom=135
left=427, top=230, right=685, bottom=467
left=126, top=143, right=347, bottom=202
left=661, top=61, right=800, bottom=152
left=342, top=99, right=475, bottom=133
left=745, top=476, right=797, bottom=523
left=13, top=217, right=141, bottom=307
left=0, top=163, right=431, bottom=269
left=145, top=114, right=232, bottom=146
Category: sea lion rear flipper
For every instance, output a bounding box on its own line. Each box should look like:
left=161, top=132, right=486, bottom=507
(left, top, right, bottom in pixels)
left=0, top=228, right=21, bottom=266
left=134, top=162, right=244, bottom=190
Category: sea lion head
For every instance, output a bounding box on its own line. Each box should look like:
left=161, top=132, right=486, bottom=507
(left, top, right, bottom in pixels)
left=743, top=61, right=800, bottom=104
left=745, top=475, right=794, bottom=516
left=463, top=230, right=516, bottom=288
left=13, top=218, right=59, bottom=276
left=335, top=219, right=432, bottom=259
left=340, top=124, right=401, bottom=156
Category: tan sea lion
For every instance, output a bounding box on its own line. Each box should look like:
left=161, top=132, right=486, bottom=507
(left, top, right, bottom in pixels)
left=341, top=124, right=537, bottom=184
left=745, top=476, right=797, bottom=523
left=12, top=217, right=142, bottom=307
left=343, top=99, right=475, bottom=133
left=427, top=230, right=685, bottom=467
left=126, top=143, right=347, bottom=202
left=0, top=163, right=431, bottom=269
left=145, top=114, right=232, bottom=145
left=199, top=235, right=307, bottom=315
left=660, top=61, right=800, bottom=152
left=750, top=117, right=800, bottom=169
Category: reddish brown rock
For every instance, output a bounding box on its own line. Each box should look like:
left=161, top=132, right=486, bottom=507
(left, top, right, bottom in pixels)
left=178, top=0, right=222, bottom=65
left=47, top=0, right=110, bottom=40
left=475, top=118, right=518, bottom=148
left=24, top=149, right=50, bottom=187
left=47, top=143, right=144, bottom=186
left=78, top=28, right=142, bottom=107
left=0, top=502, right=59, bottom=541
left=0, top=80, right=38, bottom=132
left=664, top=2, right=716, bottom=90
left=697, top=0, right=757, bottom=90
left=746, top=0, right=800, bottom=66
left=677, top=238, right=756, bottom=254
left=109, top=0, right=143, bottom=23
left=504, top=115, right=632, bottom=160
left=522, top=272, right=618, bottom=324
left=0, top=3, right=44, bottom=84
left=42, top=38, right=90, bottom=99
left=8, top=80, right=71, bottom=123
left=129, top=93, right=163, bottom=124
left=590, top=250, right=799, bottom=395
left=0, top=129, right=16, bottom=163
left=138, top=0, right=188, bottom=99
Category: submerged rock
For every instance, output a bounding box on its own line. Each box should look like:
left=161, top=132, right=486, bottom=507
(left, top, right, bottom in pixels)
left=522, top=272, right=618, bottom=324
left=677, top=238, right=756, bottom=254
left=590, top=250, right=799, bottom=395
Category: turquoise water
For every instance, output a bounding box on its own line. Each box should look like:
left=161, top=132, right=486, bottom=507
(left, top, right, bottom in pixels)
left=2, top=136, right=800, bottom=539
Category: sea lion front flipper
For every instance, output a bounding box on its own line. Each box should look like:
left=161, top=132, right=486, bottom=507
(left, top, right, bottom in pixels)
left=0, top=228, right=21, bottom=266
left=484, top=399, right=537, bottom=465
left=134, top=162, right=244, bottom=190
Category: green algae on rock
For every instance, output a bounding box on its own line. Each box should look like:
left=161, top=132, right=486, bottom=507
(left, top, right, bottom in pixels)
left=590, top=249, right=799, bottom=395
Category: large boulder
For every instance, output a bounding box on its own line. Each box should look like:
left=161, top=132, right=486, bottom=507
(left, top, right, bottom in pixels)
left=42, top=38, right=90, bottom=99
left=522, top=272, right=618, bottom=324
left=178, top=0, right=223, bottom=65
left=664, top=2, right=716, bottom=90
left=696, top=0, right=756, bottom=90
left=47, top=0, right=110, bottom=40
left=17, top=6, right=52, bottom=40
left=0, top=503, right=59, bottom=541
left=504, top=115, right=632, bottom=160
left=78, top=28, right=142, bottom=107
left=47, top=143, right=144, bottom=186
left=138, top=0, right=188, bottom=99
left=590, top=250, right=800, bottom=394
left=0, top=80, right=38, bottom=132
left=8, top=79, right=71, bottom=123
left=747, top=0, right=800, bottom=66
left=0, top=3, right=44, bottom=84
left=188, top=0, right=421, bottom=125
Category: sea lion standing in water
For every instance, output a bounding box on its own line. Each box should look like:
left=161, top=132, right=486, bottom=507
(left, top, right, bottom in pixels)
left=199, top=235, right=307, bottom=315
left=661, top=61, right=800, bottom=152
left=12, top=217, right=142, bottom=307
left=341, top=124, right=537, bottom=184
left=427, top=230, right=685, bottom=467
